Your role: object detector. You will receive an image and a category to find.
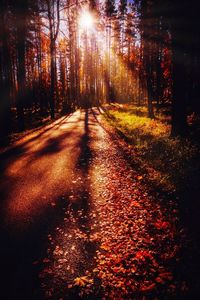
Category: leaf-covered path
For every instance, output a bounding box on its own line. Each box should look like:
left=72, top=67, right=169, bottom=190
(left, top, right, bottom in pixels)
left=0, top=109, right=189, bottom=299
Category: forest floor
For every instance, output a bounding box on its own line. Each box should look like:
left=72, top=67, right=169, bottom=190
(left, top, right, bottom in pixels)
left=0, top=108, right=199, bottom=299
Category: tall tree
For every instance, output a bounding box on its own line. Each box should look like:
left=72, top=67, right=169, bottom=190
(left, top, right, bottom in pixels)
left=45, top=0, right=60, bottom=119
left=105, top=0, right=115, bottom=102
left=0, top=0, right=12, bottom=139
left=14, top=0, right=31, bottom=130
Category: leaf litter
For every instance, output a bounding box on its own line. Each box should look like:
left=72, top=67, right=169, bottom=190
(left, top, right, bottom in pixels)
left=39, top=113, right=189, bottom=299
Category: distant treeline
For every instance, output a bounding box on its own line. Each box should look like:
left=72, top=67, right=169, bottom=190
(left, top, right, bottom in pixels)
left=0, top=0, right=200, bottom=139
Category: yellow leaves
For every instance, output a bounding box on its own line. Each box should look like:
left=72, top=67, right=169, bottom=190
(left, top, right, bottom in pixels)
left=74, top=276, right=86, bottom=287
left=73, top=276, right=92, bottom=287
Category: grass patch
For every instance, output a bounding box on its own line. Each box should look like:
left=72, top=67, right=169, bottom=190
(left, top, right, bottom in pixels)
left=103, top=104, right=200, bottom=194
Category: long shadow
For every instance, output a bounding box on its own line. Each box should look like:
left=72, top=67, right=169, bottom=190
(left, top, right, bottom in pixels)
left=93, top=107, right=175, bottom=193
left=0, top=109, right=98, bottom=300
left=63, top=110, right=100, bottom=300
left=23, top=129, right=77, bottom=168
left=0, top=122, right=78, bottom=216
left=72, top=109, right=97, bottom=260
left=32, top=109, right=99, bottom=299
left=0, top=195, right=71, bottom=299
left=0, top=114, right=76, bottom=178
left=0, top=114, right=72, bottom=167
left=0, top=118, right=77, bottom=300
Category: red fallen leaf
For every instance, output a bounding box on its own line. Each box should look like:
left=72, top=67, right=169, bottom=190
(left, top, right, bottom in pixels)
left=155, top=276, right=165, bottom=284
left=43, top=267, right=53, bottom=274
left=141, top=283, right=156, bottom=292
left=159, top=272, right=173, bottom=281
left=154, top=220, right=169, bottom=230
left=135, top=250, right=153, bottom=261
left=125, top=280, right=132, bottom=286
left=130, top=200, right=141, bottom=208
left=113, top=267, right=119, bottom=273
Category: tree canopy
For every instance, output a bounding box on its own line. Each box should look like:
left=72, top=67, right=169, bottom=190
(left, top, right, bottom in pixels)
left=0, top=0, right=200, bottom=140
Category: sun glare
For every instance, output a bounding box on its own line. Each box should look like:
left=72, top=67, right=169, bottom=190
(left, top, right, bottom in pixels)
left=79, top=10, right=94, bottom=30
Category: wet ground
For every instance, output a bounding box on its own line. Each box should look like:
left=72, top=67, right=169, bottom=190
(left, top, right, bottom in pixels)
left=0, top=109, right=196, bottom=299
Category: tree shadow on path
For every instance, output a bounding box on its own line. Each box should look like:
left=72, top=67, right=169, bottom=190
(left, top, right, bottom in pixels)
left=0, top=110, right=97, bottom=300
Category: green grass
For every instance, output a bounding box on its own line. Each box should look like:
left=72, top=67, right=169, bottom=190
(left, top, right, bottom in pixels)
left=104, top=104, right=200, bottom=194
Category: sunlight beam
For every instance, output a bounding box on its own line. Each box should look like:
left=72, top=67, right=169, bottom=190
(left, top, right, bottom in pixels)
left=78, top=10, right=94, bottom=30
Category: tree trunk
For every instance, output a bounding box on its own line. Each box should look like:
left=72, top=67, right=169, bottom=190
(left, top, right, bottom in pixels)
left=170, top=1, right=188, bottom=136
left=171, top=44, right=187, bottom=136
left=16, top=0, right=27, bottom=131
left=50, top=42, right=56, bottom=118
left=0, top=1, right=12, bottom=140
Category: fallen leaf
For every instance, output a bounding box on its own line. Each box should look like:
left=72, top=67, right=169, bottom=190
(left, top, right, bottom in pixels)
left=74, top=276, right=91, bottom=287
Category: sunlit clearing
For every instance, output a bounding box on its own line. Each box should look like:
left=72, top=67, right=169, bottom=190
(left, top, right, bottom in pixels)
left=79, top=10, right=94, bottom=30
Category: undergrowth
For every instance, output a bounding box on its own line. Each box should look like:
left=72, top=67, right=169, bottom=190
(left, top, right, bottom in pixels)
left=103, top=104, right=200, bottom=195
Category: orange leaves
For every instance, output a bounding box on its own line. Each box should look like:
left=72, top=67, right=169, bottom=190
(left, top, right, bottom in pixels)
left=135, top=250, right=154, bottom=261
left=39, top=117, right=185, bottom=299
left=89, top=147, right=181, bottom=298
left=73, top=276, right=92, bottom=287
left=130, top=200, right=141, bottom=208
left=100, top=243, right=111, bottom=251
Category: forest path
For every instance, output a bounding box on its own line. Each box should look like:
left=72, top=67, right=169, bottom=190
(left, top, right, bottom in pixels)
left=0, top=108, right=99, bottom=299
left=0, top=109, right=185, bottom=299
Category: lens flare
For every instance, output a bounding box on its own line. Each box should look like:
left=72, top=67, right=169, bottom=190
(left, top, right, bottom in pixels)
left=79, top=10, right=94, bottom=30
